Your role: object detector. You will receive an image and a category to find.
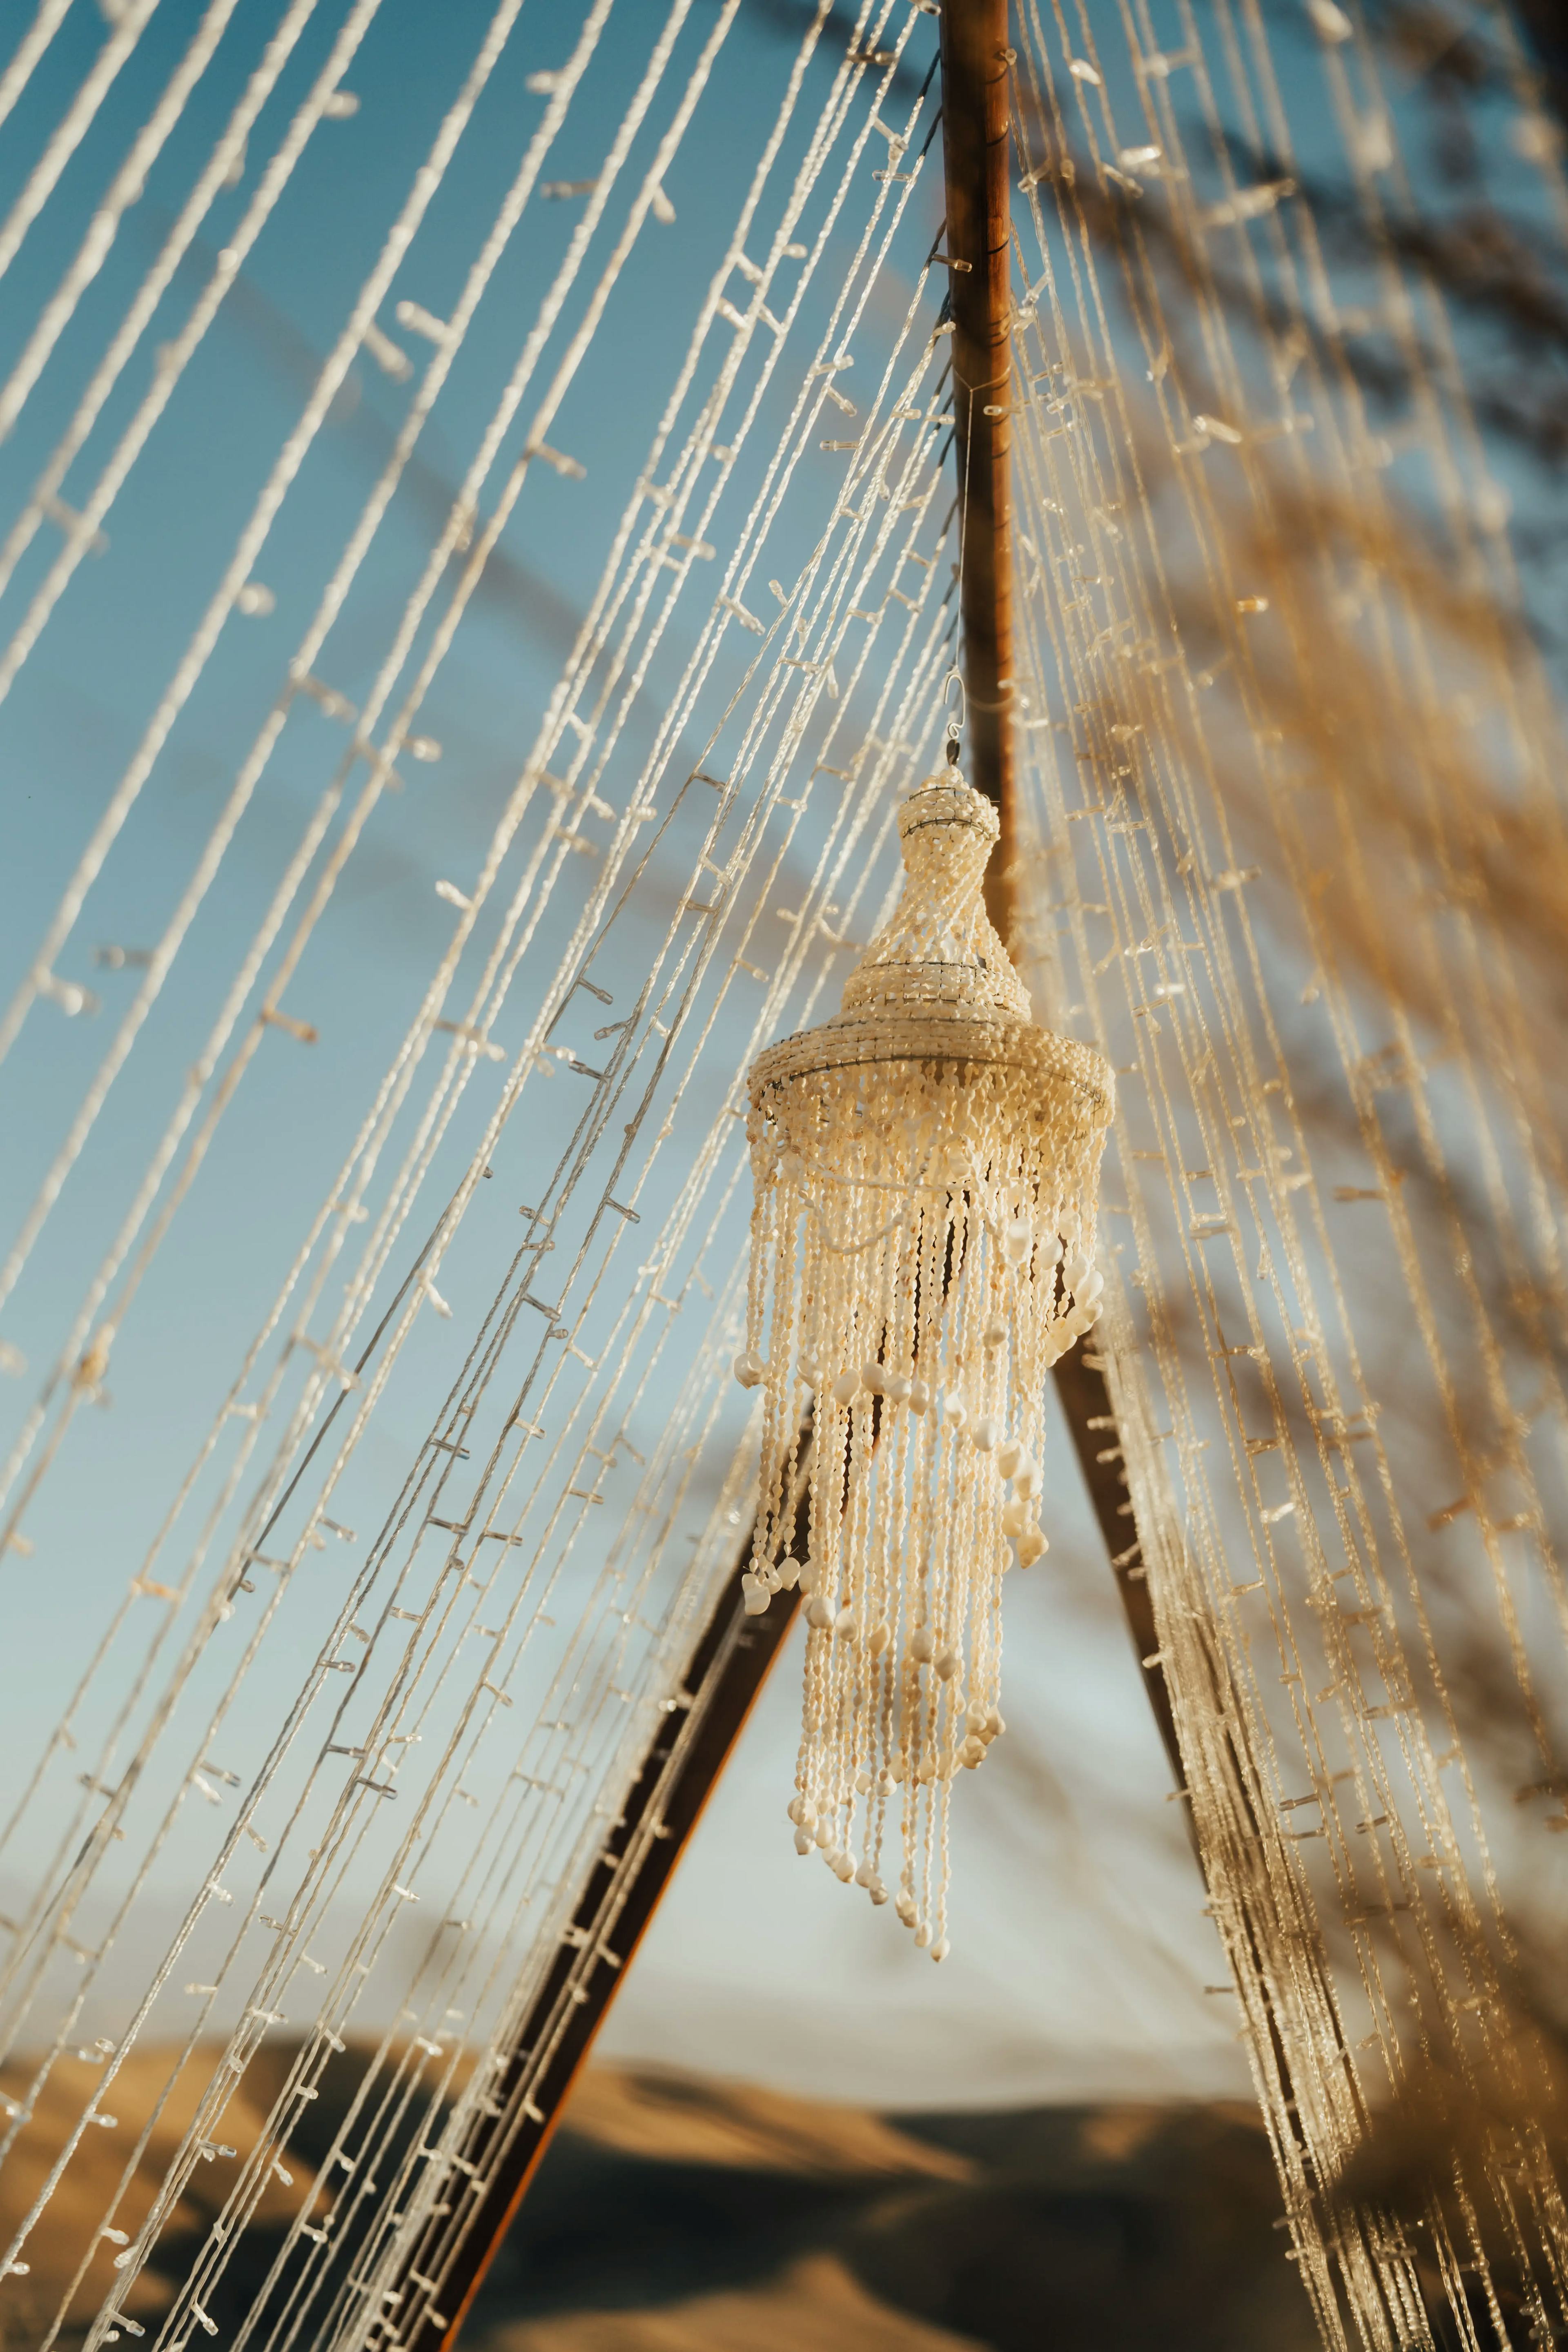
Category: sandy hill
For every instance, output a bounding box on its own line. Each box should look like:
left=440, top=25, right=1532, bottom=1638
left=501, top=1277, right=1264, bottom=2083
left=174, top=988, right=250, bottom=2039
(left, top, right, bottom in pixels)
left=0, top=2047, right=1317, bottom=2350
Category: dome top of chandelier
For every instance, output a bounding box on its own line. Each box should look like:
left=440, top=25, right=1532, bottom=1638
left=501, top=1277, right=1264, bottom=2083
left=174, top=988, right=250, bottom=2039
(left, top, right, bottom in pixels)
left=837, top=768, right=1032, bottom=1024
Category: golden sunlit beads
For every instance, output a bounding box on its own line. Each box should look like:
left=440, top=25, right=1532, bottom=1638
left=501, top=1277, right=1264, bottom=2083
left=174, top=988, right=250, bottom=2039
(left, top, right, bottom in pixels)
left=738, top=767, right=1113, bottom=1953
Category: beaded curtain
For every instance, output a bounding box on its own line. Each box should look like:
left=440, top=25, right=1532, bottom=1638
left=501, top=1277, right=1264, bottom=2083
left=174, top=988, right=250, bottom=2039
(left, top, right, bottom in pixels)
left=1002, top=0, right=1568, bottom=2343
left=0, top=0, right=1566, bottom=2347
left=0, top=9, right=978, bottom=2345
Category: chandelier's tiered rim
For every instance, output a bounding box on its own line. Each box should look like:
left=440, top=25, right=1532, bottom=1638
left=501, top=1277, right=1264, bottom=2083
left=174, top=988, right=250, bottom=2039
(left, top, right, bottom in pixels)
left=748, top=1013, right=1114, bottom=1116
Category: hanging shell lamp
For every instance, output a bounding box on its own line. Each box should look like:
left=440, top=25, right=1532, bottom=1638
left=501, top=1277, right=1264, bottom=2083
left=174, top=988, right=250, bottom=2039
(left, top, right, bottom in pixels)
left=736, top=765, right=1114, bottom=1955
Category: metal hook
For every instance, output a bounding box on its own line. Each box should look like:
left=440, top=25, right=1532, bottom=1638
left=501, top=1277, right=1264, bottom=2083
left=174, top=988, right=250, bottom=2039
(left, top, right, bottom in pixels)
left=941, top=668, right=966, bottom=763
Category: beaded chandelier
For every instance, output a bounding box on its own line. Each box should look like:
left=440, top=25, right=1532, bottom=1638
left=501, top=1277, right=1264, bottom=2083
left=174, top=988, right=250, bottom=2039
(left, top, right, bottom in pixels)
left=737, top=767, right=1114, bottom=1955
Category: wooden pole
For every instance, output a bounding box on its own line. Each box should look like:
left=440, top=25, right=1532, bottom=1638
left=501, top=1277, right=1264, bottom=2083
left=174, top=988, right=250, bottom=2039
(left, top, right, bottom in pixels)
left=939, top=0, right=1016, bottom=947
left=396, top=1478, right=808, bottom=2351
left=937, top=43, right=1364, bottom=2285
left=940, top=0, right=1185, bottom=1788
left=1052, top=1347, right=1184, bottom=1783
left=938, top=65, right=1347, bottom=2240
